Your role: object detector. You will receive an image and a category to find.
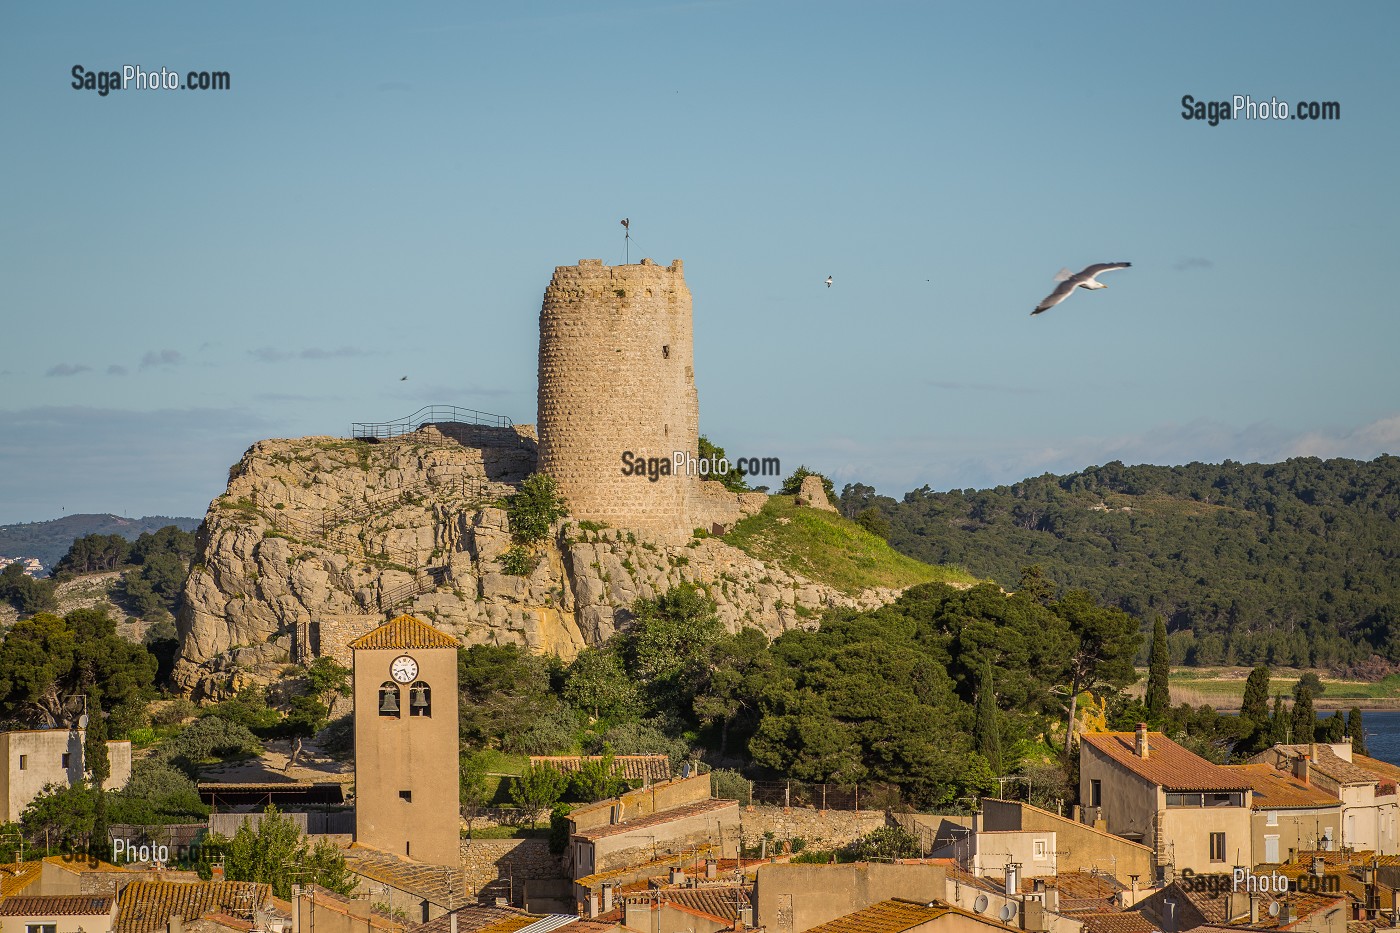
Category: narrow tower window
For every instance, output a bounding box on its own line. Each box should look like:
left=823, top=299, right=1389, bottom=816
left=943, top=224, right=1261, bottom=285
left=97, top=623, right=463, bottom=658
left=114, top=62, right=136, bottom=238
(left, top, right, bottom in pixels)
left=662, top=345, right=670, bottom=359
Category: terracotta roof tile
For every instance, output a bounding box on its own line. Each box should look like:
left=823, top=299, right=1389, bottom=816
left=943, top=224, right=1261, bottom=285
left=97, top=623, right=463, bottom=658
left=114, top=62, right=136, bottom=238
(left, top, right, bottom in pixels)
left=412, top=907, right=535, bottom=933
left=800, top=899, right=952, bottom=933
left=1222, top=764, right=1342, bottom=809
left=1081, top=733, right=1251, bottom=791
left=1268, top=747, right=1378, bottom=786
left=345, top=846, right=470, bottom=906
left=0, top=895, right=117, bottom=917
left=1077, top=911, right=1161, bottom=933
left=349, top=615, right=458, bottom=650
left=619, top=887, right=751, bottom=923
left=42, top=855, right=126, bottom=873
left=530, top=756, right=672, bottom=782
left=116, top=881, right=272, bottom=933
left=0, top=862, right=43, bottom=898
left=574, top=799, right=738, bottom=841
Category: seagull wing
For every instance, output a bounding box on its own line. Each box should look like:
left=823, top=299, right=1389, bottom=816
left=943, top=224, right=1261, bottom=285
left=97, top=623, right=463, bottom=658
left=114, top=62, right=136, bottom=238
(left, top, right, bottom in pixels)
left=1032, top=279, right=1078, bottom=315
left=1079, top=261, right=1132, bottom=282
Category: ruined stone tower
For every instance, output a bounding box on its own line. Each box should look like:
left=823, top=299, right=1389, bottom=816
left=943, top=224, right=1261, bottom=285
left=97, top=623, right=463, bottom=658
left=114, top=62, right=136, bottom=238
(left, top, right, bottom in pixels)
left=538, top=259, right=702, bottom=533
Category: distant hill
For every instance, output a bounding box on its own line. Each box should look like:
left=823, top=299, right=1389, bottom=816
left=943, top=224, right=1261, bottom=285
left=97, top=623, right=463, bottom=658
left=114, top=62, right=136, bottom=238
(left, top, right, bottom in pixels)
left=840, top=455, right=1400, bottom=672
left=0, top=514, right=201, bottom=574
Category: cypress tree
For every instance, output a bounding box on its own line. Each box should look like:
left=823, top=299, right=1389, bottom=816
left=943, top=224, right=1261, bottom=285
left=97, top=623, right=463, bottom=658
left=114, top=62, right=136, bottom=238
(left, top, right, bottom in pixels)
left=1349, top=708, right=1367, bottom=756
left=975, top=661, right=1003, bottom=775
left=1292, top=685, right=1316, bottom=743
left=1269, top=695, right=1288, bottom=745
left=1145, top=617, right=1170, bottom=723
left=1241, top=666, right=1271, bottom=728
left=85, top=701, right=111, bottom=857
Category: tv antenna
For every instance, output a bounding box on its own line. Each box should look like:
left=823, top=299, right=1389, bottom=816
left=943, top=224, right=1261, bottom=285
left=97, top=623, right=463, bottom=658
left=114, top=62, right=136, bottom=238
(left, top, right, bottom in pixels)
left=621, top=218, right=630, bottom=263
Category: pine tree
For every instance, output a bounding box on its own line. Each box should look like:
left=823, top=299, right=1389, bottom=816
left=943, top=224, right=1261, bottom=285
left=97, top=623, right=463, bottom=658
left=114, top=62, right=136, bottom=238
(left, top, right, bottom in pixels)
left=975, top=661, right=1003, bottom=775
left=85, top=701, right=110, bottom=856
left=1349, top=708, right=1367, bottom=756
left=1145, top=617, right=1170, bottom=723
left=1240, top=665, right=1272, bottom=752
left=1269, top=695, right=1288, bottom=745
left=1292, top=685, right=1316, bottom=743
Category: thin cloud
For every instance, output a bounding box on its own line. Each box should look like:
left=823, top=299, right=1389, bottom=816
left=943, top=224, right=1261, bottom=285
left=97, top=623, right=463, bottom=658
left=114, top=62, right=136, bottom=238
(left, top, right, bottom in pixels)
left=46, top=363, right=91, bottom=377
left=250, top=346, right=372, bottom=362
left=377, top=81, right=412, bottom=93
left=1173, top=257, right=1214, bottom=272
left=140, top=349, right=183, bottom=369
left=107, top=364, right=128, bottom=376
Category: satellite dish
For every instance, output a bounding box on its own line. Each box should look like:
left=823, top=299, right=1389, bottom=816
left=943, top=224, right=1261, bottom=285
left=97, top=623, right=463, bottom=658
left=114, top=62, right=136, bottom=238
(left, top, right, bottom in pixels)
left=1268, top=903, right=1281, bottom=918
left=973, top=895, right=989, bottom=914
left=78, top=714, right=90, bottom=729
left=999, top=903, right=1017, bottom=923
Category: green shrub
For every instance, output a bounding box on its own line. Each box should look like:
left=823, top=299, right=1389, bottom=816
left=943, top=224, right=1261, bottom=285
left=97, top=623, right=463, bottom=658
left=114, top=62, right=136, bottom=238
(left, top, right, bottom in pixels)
left=501, top=546, right=539, bottom=576
left=505, top=474, right=568, bottom=544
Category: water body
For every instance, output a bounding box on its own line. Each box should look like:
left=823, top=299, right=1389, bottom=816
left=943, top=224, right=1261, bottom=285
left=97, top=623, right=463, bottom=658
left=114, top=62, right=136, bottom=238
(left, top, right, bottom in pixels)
left=1358, top=710, right=1400, bottom=765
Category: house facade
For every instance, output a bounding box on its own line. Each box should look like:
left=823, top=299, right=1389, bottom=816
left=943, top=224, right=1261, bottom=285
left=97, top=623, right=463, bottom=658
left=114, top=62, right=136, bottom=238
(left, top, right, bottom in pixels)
left=1221, top=762, right=1342, bottom=864
left=1080, top=726, right=1252, bottom=877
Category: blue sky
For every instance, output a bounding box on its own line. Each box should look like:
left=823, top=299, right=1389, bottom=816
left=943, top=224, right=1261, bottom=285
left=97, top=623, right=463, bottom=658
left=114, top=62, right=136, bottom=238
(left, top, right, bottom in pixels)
left=2, top=2, right=1397, bottom=524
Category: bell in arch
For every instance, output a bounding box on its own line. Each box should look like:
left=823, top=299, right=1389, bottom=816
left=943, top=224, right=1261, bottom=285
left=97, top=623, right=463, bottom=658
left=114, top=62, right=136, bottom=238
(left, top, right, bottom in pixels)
left=379, top=684, right=400, bottom=715
left=410, top=683, right=430, bottom=714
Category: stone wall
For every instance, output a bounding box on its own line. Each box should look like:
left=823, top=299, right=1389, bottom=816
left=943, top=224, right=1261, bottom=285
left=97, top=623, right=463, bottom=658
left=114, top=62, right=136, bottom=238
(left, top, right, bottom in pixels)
left=460, top=839, right=564, bottom=905
left=736, top=806, right=890, bottom=853
left=538, top=259, right=709, bottom=537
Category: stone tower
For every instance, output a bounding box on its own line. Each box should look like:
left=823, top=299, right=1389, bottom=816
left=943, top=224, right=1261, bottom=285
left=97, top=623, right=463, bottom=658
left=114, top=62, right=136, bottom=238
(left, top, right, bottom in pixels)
left=350, top=614, right=460, bottom=867
left=538, top=259, right=702, bottom=532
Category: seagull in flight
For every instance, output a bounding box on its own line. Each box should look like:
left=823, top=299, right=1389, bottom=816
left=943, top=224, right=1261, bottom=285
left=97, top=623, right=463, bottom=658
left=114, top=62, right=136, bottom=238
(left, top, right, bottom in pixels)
left=1032, top=262, right=1132, bottom=315
left=825, top=276, right=833, bottom=288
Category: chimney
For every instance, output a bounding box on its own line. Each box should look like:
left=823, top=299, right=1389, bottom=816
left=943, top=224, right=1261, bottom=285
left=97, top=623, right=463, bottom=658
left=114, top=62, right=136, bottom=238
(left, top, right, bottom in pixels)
left=1005, top=863, right=1020, bottom=897
left=1280, top=904, right=1295, bottom=924
left=451, top=912, right=458, bottom=933
left=1129, top=876, right=1140, bottom=906
left=602, top=883, right=615, bottom=913
left=1135, top=724, right=1150, bottom=759
left=1294, top=754, right=1311, bottom=784
left=739, top=904, right=753, bottom=929
left=1249, top=895, right=1260, bottom=925
left=586, top=892, right=600, bottom=919
left=1310, top=743, right=1320, bottom=766
left=1163, top=899, right=1178, bottom=933
left=1313, top=856, right=1326, bottom=877
left=169, top=915, right=184, bottom=933
left=669, top=868, right=686, bottom=885
left=212, top=863, right=225, bottom=882
left=1044, top=883, right=1059, bottom=915
left=705, top=859, right=717, bottom=881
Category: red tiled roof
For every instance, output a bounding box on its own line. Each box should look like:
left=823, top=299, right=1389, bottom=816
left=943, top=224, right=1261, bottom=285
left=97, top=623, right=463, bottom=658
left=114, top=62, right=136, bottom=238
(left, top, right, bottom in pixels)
left=116, top=881, right=272, bottom=933
left=574, top=799, right=738, bottom=841
left=1268, top=746, right=1377, bottom=786
left=1081, top=733, right=1251, bottom=791
left=530, top=756, right=671, bottom=782
left=349, top=615, right=458, bottom=650
left=1078, top=911, right=1161, bottom=933
left=619, top=886, right=751, bottom=924
left=1222, top=764, right=1342, bottom=809
left=0, top=895, right=116, bottom=917
left=799, top=899, right=953, bottom=933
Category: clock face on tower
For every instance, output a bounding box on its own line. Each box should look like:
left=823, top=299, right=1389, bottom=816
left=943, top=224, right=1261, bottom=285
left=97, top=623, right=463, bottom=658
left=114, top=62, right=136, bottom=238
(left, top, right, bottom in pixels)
left=390, top=655, right=419, bottom=684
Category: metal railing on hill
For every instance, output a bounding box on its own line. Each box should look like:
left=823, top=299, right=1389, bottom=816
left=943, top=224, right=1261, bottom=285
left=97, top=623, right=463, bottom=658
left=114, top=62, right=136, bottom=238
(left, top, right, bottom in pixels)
left=351, top=405, right=512, bottom=441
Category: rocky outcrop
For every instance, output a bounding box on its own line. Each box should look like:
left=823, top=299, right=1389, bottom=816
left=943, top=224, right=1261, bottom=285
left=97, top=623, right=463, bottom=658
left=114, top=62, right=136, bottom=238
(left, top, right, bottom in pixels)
left=172, top=426, right=905, bottom=699
left=795, top=475, right=837, bottom=511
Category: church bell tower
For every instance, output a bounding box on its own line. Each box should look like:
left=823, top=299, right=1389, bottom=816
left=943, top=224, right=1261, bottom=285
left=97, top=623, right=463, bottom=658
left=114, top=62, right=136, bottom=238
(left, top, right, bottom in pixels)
left=350, top=614, right=460, bottom=866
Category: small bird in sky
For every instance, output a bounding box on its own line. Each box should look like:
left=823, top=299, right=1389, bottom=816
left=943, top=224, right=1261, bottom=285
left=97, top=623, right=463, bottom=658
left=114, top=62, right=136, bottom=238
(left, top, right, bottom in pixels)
left=1032, top=262, right=1132, bottom=315
left=400, top=376, right=407, bottom=381
left=825, top=276, right=833, bottom=288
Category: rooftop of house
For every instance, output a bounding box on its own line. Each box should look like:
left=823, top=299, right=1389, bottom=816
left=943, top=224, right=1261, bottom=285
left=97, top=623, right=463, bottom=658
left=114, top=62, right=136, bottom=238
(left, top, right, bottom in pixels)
left=1353, top=755, right=1400, bottom=785
left=0, top=862, right=45, bottom=898
left=116, top=880, right=273, bottom=933
left=409, top=906, right=536, bottom=933
left=618, top=885, right=751, bottom=924
left=1265, top=746, right=1379, bottom=787
left=1081, top=732, right=1252, bottom=792
left=349, top=614, right=459, bottom=651
left=1227, top=892, right=1347, bottom=930
left=573, top=798, right=738, bottom=841
left=1019, top=872, right=1126, bottom=912
left=1076, top=911, right=1162, bottom=933
left=41, top=854, right=127, bottom=873
left=530, top=756, right=672, bottom=782
left=1222, top=764, right=1343, bottom=809
left=0, top=895, right=117, bottom=917
left=1287, top=850, right=1400, bottom=868
left=298, top=885, right=404, bottom=933
left=800, top=899, right=997, bottom=933
left=344, top=844, right=470, bottom=906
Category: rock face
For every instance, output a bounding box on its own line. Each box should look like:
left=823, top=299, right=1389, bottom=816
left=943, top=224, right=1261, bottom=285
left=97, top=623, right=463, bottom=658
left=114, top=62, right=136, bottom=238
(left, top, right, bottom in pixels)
left=172, top=426, right=904, bottom=699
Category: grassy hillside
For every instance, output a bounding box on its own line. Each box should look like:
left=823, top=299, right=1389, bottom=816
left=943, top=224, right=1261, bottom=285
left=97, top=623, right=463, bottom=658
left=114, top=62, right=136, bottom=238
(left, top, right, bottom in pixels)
left=1134, top=667, right=1400, bottom=708
left=723, top=495, right=979, bottom=594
